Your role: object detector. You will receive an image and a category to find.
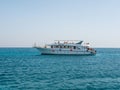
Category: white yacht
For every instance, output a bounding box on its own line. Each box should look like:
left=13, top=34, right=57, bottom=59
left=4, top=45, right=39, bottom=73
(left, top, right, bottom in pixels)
left=34, top=40, right=96, bottom=55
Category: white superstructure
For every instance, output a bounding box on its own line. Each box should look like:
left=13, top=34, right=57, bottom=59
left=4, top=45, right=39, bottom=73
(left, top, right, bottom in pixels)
left=34, top=40, right=96, bottom=55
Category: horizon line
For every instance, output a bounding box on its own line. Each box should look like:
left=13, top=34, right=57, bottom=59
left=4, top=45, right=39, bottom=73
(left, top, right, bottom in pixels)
left=0, top=46, right=120, bottom=48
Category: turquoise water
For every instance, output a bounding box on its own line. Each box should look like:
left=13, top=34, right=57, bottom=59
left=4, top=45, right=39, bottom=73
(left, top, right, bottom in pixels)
left=0, top=48, right=120, bottom=90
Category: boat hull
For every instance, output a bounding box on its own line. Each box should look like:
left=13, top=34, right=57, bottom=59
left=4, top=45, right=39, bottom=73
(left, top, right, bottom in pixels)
left=35, top=47, right=96, bottom=55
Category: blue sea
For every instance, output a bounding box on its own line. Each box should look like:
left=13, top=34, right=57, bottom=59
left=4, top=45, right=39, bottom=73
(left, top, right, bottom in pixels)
left=0, top=48, right=120, bottom=90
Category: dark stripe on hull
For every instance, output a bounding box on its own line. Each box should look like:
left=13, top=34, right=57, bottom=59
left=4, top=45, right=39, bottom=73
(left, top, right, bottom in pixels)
left=41, top=53, right=96, bottom=56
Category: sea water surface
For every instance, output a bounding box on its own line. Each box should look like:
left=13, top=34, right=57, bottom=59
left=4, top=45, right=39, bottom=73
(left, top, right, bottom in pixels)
left=0, top=48, right=120, bottom=90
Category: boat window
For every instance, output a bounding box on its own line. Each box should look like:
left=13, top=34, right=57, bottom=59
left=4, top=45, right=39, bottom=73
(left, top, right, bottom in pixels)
left=73, top=46, right=76, bottom=49
left=68, top=46, right=70, bottom=48
left=56, top=46, right=59, bottom=48
left=60, top=46, right=62, bottom=48
left=51, top=46, right=53, bottom=48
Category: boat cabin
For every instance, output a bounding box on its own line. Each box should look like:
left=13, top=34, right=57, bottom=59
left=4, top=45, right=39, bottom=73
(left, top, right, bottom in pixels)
left=45, top=40, right=85, bottom=50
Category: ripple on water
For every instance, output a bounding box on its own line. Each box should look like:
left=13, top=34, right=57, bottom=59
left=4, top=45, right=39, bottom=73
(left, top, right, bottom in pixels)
left=0, top=48, right=120, bottom=89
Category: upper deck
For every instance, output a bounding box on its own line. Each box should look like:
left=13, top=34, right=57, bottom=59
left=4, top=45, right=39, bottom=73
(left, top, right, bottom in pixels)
left=47, top=40, right=84, bottom=47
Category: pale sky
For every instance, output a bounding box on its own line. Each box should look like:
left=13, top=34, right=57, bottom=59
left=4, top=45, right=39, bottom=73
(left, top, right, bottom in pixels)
left=0, top=0, right=120, bottom=47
